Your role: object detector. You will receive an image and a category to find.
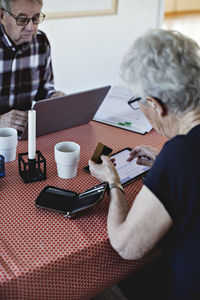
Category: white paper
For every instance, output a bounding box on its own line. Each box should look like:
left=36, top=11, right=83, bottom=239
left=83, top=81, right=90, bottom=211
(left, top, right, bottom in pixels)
left=94, top=86, right=152, bottom=134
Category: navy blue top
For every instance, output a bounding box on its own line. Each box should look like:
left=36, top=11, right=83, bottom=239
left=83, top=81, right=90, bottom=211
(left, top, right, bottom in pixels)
left=144, top=125, right=200, bottom=299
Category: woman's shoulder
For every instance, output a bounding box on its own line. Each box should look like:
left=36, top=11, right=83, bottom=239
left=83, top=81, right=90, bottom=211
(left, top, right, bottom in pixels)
left=162, top=125, right=200, bottom=158
left=152, top=129, right=200, bottom=178
left=159, top=135, right=186, bottom=159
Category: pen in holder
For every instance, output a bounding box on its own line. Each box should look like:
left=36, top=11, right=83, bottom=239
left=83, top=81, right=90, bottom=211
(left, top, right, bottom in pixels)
left=18, top=150, right=46, bottom=183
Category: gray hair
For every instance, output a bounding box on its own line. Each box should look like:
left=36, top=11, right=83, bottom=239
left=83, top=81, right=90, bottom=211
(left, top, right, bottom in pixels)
left=1, top=0, right=43, bottom=11
left=121, top=29, right=200, bottom=115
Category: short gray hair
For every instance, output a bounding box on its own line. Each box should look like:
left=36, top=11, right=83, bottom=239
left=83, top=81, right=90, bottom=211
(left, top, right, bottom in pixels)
left=121, top=29, right=200, bottom=115
left=1, top=0, right=43, bottom=11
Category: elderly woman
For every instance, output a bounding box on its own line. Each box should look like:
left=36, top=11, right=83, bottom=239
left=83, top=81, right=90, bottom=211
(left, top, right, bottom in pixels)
left=89, top=29, right=200, bottom=300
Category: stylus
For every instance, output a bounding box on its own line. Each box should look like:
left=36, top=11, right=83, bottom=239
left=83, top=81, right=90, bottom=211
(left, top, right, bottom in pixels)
left=141, top=156, right=152, bottom=161
left=80, top=186, right=105, bottom=197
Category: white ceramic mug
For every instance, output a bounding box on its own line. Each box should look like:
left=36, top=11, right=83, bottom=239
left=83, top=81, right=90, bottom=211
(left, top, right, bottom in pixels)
left=0, top=128, right=18, bottom=162
left=54, top=141, right=80, bottom=179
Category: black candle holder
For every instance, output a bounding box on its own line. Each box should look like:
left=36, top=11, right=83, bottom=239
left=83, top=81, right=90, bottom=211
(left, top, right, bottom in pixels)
left=18, top=150, right=46, bottom=183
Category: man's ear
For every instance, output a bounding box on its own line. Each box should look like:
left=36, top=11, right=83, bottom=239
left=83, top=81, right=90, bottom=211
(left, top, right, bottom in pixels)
left=146, top=97, right=167, bottom=116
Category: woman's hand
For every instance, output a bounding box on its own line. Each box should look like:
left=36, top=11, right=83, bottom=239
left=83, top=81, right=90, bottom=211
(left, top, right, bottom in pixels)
left=127, top=145, right=159, bottom=167
left=89, top=155, right=120, bottom=184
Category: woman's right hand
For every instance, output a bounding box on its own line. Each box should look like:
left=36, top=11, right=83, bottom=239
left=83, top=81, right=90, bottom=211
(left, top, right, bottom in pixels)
left=127, top=145, right=159, bottom=167
left=89, top=155, right=121, bottom=185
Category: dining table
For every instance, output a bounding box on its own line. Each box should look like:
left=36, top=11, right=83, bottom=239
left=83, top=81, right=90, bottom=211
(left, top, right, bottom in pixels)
left=0, top=120, right=167, bottom=300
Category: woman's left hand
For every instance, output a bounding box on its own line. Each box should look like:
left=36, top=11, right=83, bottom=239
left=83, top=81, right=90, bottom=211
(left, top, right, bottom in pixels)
left=89, top=155, right=120, bottom=184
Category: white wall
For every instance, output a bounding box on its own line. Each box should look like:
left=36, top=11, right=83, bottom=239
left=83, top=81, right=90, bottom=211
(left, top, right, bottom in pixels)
left=40, top=0, right=164, bottom=94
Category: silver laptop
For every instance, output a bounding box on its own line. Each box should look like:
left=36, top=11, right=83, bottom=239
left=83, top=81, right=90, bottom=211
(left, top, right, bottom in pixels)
left=19, top=85, right=111, bottom=140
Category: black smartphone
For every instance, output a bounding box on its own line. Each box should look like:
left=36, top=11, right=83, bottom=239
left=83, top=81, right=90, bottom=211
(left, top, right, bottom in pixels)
left=84, top=147, right=150, bottom=186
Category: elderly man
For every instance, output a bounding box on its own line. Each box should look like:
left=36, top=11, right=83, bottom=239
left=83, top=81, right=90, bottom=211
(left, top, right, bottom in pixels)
left=89, top=29, right=200, bottom=299
left=0, top=0, right=65, bottom=132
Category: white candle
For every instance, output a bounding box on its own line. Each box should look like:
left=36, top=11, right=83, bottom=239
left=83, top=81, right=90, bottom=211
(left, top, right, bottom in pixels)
left=28, top=110, right=36, bottom=160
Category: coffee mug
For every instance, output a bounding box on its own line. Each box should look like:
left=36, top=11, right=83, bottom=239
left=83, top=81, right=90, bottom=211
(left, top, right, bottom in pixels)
left=54, top=141, right=80, bottom=179
left=0, top=128, right=18, bottom=162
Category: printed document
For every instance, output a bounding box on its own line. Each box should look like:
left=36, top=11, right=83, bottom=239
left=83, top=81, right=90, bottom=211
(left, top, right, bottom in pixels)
left=93, top=86, right=152, bottom=134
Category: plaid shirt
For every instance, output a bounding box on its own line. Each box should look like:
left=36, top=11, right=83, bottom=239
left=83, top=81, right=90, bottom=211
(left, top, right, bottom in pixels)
left=0, top=23, right=56, bottom=114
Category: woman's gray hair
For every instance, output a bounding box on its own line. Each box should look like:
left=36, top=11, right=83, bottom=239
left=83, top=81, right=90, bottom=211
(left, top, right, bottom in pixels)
left=121, top=29, right=200, bottom=115
left=1, top=0, right=43, bottom=11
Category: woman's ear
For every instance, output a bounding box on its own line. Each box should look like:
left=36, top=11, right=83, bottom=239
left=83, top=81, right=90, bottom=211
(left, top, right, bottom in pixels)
left=146, top=97, right=167, bottom=116
left=0, top=9, right=4, bottom=22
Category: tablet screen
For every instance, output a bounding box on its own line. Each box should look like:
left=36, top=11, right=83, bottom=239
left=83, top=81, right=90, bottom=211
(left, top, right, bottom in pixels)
left=111, top=148, right=150, bottom=186
left=84, top=147, right=150, bottom=186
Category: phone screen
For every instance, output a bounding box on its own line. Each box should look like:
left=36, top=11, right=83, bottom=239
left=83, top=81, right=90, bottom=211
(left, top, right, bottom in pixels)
left=84, top=148, right=150, bottom=186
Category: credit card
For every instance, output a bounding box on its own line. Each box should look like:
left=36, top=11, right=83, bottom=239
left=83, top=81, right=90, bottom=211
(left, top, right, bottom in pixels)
left=91, top=142, right=113, bottom=163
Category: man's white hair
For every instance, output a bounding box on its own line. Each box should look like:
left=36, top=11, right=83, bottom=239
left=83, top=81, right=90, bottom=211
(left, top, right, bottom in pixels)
left=1, top=0, right=43, bottom=11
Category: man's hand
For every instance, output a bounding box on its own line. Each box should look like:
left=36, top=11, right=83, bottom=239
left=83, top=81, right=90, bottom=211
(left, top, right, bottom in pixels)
left=0, top=110, right=28, bottom=131
left=127, top=145, right=159, bottom=167
left=50, top=91, right=66, bottom=98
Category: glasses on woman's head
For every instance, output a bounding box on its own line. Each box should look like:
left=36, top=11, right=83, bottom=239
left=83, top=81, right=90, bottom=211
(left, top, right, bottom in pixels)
left=128, top=97, right=141, bottom=110
left=2, top=8, right=46, bottom=26
left=128, top=96, right=163, bottom=110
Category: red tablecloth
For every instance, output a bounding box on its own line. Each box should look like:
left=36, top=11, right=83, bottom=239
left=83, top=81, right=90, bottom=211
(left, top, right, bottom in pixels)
left=0, top=121, right=167, bottom=300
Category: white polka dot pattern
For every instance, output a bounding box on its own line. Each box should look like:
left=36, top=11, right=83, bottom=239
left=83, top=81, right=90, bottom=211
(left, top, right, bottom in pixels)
left=0, top=121, right=167, bottom=300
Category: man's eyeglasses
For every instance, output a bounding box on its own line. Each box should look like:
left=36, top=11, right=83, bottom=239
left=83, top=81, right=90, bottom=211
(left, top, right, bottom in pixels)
left=128, top=97, right=141, bottom=110
left=2, top=8, right=45, bottom=26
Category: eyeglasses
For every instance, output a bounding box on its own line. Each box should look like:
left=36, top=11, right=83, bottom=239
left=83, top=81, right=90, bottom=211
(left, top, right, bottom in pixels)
left=2, top=8, right=45, bottom=26
left=128, top=97, right=141, bottom=110
left=128, top=96, right=163, bottom=110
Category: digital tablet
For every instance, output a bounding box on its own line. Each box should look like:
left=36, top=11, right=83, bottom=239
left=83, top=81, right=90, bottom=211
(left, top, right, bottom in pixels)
left=83, top=147, right=150, bottom=186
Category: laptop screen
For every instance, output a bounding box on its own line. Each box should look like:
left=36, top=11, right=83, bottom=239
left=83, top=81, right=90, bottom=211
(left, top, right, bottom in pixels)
left=19, top=85, right=111, bottom=140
